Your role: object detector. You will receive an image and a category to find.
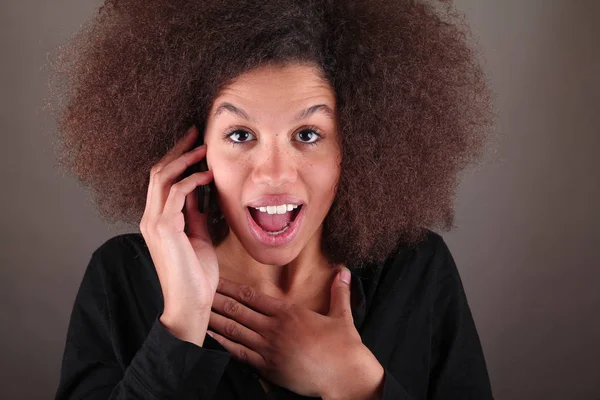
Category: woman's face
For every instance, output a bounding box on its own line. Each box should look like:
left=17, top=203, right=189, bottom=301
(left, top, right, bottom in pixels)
left=204, top=63, right=341, bottom=265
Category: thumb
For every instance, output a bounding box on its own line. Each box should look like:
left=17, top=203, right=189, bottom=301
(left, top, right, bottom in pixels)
left=328, top=266, right=353, bottom=319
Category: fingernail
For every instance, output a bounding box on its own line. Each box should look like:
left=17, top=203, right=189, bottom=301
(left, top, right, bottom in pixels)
left=340, top=267, right=351, bottom=285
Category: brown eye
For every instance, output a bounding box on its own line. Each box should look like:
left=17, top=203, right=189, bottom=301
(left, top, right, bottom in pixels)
left=228, top=129, right=254, bottom=143
left=295, top=128, right=322, bottom=145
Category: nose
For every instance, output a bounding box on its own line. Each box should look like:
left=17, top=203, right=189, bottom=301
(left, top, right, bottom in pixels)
left=251, top=140, right=298, bottom=188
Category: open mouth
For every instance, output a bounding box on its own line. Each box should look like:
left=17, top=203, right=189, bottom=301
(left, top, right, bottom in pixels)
left=247, top=205, right=303, bottom=235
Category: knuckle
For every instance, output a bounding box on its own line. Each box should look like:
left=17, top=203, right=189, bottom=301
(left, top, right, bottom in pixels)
left=225, top=321, right=240, bottom=338
left=153, top=169, right=165, bottom=185
left=150, top=164, right=162, bottom=177
left=223, top=299, right=241, bottom=317
left=240, top=286, right=255, bottom=302
left=237, top=347, right=249, bottom=363
left=169, top=182, right=184, bottom=197
left=277, top=303, right=297, bottom=324
left=278, top=301, right=291, bottom=314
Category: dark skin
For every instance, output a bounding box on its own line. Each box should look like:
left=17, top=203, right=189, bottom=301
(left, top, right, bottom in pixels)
left=215, top=246, right=340, bottom=314
left=206, top=274, right=386, bottom=399
left=50, top=1, right=493, bottom=397
left=215, top=244, right=341, bottom=392
left=215, top=258, right=339, bottom=393
left=201, top=64, right=377, bottom=396
left=51, top=0, right=492, bottom=275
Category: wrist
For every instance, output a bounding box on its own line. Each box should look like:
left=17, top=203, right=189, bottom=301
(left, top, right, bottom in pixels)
left=322, top=344, right=385, bottom=400
left=160, top=306, right=212, bottom=347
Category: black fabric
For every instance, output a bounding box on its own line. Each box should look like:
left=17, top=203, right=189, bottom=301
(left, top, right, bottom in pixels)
left=55, top=230, right=493, bottom=399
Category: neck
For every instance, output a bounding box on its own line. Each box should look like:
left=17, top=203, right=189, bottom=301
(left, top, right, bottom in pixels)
left=214, top=230, right=339, bottom=314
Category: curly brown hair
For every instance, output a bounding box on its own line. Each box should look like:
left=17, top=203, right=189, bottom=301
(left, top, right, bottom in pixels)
left=47, top=0, right=494, bottom=269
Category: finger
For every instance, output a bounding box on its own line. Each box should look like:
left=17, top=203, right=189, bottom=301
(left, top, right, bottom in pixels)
left=156, top=143, right=207, bottom=188
left=148, top=145, right=208, bottom=216
left=212, top=291, right=271, bottom=333
left=328, top=267, right=353, bottom=320
left=209, top=310, right=267, bottom=353
left=207, top=329, right=267, bottom=370
left=153, top=125, right=199, bottom=173
left=144, top=126, right=201, bottom=219
left=162, top=169, right=214, bottom=218
left=217, top=277, right=288, bottom=316
left=184, top=185, right=209, bottom=238
left=207, top=312, right=264, bottom=365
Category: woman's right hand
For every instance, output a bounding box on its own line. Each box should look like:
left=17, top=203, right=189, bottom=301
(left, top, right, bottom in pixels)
left=139, top=125, right=218, bottom=346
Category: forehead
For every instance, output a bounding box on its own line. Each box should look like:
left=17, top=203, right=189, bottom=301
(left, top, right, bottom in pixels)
left=211, top=63, right=336, bottom=112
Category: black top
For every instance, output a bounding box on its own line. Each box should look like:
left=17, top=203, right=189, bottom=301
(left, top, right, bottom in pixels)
left=55, top=230, right=493, bottom=399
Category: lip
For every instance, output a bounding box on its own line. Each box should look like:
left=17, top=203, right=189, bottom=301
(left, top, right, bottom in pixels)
left=246, top=194, right=305, bottom=208
left=245, top=204, right=305, bottom=246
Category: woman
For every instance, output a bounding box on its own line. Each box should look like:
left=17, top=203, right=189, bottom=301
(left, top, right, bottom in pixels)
left=50, top=0, right=495, bottom=398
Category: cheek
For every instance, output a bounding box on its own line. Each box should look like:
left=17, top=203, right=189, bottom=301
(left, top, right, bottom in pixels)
left=210, top=160, right=249, bottom=211
left=309, top=161, right=341, bottom=201
left=213, top=167, right=240, bottom=195
left=207, top=147, right=240, bottom=183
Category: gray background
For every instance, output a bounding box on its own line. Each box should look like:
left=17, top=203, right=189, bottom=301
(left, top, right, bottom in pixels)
left=1, top=0, right=599, bottom=399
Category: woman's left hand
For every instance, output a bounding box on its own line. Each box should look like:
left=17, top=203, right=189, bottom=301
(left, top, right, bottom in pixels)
left=207, top=266, right=377, bottom=398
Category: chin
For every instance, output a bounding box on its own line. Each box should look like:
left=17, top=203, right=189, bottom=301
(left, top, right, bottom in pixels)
left=250, top=254, right=297, bottom=267
left=243, top=241, right=303, bottom=266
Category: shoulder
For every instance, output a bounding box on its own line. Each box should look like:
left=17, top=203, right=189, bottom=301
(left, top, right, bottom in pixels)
left=412, top=229, right=452, bottom=262
left=377, top=229, right=460, bottom=296
left=85, top=233, right=153, bottom=285
left=91, top=232, right=148, bottom=264
left=421, top=230, right=461, bottom=283
left=386, top=229, right=455, bottom=276
left=360, top=230, right=463, bottom=325
left=415, top=230, right=454, bottom=275
left=418, top=230, right=458, bottom=278
left=408, top=230, right=468, bottom=307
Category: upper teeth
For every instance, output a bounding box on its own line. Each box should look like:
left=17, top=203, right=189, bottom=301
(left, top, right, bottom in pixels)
left=253, top=204, right=300, bottom=215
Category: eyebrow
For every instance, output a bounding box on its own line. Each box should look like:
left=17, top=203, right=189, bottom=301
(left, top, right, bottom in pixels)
left=212, top=102, right=335, bottom=123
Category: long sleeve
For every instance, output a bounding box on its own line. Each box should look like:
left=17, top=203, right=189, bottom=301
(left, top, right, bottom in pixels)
left=358, top=233, right=493, bottom=400
left=380, top=368, right=414, bottom=399
left=55, top=251, right=231, bottom=399
left=426, top=238, right=494, bottom=400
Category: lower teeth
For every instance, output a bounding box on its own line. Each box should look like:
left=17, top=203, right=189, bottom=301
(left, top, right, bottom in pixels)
left=264, top=222, right=292, bottom=235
